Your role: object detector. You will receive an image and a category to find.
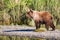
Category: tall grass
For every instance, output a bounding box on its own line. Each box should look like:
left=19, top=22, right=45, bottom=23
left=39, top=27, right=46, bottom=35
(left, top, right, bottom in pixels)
left=0, top=0, right=60, bottom=40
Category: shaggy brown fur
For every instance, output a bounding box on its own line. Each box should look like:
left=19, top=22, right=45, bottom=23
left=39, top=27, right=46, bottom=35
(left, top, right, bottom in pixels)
left=26, top=9, right=55, bottom=31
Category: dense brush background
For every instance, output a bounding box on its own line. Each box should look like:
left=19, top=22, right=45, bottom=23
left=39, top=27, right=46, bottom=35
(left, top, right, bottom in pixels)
left=0, top=0, right=60, bottom=40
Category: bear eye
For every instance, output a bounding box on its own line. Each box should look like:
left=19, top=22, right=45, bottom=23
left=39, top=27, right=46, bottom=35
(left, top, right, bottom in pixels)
left=27, top=12, right=30, bottom=14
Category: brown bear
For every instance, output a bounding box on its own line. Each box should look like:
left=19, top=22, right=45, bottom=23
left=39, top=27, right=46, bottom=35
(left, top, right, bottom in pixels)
left=26, top=9, right=55, bottom=31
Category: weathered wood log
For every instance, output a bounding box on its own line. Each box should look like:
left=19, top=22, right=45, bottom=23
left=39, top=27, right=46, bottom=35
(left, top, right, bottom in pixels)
left=0, top=25, right=35, bottom=31
left=0, top=25, right=60, bottom=39
left=0, top=30, right=60, bottom=39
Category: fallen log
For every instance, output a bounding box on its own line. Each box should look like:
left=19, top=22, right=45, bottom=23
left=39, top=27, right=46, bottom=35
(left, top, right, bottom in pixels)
left=0, top=30, right=60, bottom=39
left=0, top=25, right=60, bottom=39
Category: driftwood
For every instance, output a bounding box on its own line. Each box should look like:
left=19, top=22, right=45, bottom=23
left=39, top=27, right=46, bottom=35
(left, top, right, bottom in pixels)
left=0, top=25, right=60, bottom=39
left=0, top=25, right=35, bottom=31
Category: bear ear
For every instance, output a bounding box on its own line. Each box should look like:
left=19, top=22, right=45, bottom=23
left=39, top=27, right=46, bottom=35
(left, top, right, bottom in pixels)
left=30, top=9, right=33, bottom=13
left=26, top=8, right=33, bottom=13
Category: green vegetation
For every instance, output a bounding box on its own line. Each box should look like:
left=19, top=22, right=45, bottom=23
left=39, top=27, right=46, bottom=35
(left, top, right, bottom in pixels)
left=0, top=0, right=60, bottom=40
left=0, top=0, right=60, bottom=25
